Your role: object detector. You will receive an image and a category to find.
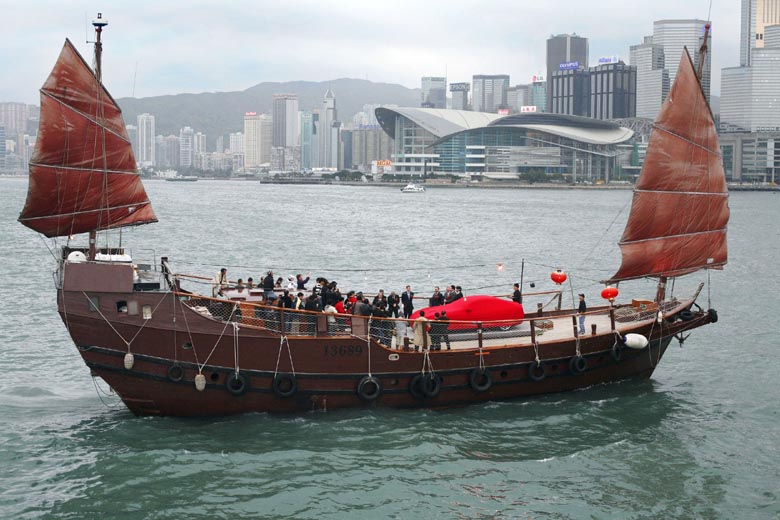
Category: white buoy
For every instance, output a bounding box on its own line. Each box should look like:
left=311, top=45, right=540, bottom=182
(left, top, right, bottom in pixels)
left=67, top=251, right=87, bottom=263
left=194, top=374, right=206, bottom=392
left=623, top=333, right=649, bottom=350
left=123, top=353, right=134, bottom=370
left=657, top=311, right=664, bottom=323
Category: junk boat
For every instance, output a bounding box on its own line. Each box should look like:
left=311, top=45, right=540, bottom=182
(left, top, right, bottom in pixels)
left=18, top=17, right=727, bottom=416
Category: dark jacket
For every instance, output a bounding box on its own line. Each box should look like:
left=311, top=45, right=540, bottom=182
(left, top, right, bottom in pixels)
left=401, top=291, right=414, bottom=310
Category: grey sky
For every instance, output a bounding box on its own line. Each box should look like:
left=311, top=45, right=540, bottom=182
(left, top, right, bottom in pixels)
left=1, top=0, right=740, bottom=105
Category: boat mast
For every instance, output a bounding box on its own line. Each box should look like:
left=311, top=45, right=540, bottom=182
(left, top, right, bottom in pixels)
left=88, top=13, right=108, bottom=261
left=655, top=21, right=711, bottom=304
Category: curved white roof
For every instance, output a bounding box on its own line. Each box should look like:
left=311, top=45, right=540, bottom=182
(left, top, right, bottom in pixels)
left=375, top=108, right=634, bottom=145
left=375, top=107, right=503, bottom=138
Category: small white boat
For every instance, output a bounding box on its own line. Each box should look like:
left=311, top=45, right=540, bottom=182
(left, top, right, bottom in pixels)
left=400, top=183, right=425, bottom=193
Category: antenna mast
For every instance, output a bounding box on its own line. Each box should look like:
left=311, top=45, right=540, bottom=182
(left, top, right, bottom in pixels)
left=88, top=12, right=108, bottom=261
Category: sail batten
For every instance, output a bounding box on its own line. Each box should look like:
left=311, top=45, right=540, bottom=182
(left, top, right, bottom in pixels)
left=18, top=39, right=157, bottom=238
left=608, top=50, right=729, bottom=283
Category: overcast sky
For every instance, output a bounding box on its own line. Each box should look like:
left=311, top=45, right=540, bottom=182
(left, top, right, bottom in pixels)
left=1, top=0, right=740, bottom=105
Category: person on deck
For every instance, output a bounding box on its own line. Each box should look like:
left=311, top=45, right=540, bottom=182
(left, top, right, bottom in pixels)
left=413, top=310, right=430, bottom=351
left=262, top=271, right=275, bottom=299
left=296, top=274, right=310, bottom=290
left=578, top=293, right=587, bottom=335
left=429, top=287, right=445, bottom=307
left=444, top=285, right=456, bottom=304
left=401, top=285, right=415, bottom=319
left=512, top=283, right=522, bottom=304
left=373, top=289, right=388, bottom=311
left=439, top=310, right=451, bottom=350
left=387, top=291, right=401, bottom=318
left=212, top=268, right=229, bottom=297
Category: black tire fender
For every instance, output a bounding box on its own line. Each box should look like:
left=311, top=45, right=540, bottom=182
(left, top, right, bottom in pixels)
left=272, top=373, right=298, bottom=398
left=167, top=364, right=184, bottom=383
left=708, top=308, right=718, bottom=323
left=409, top=373, right=442, bottom=399
left=569, top=356, right=587, bottom=375
left=678, top=310, right=695, bottom=321
left=226, top=371, right=249, bottom=396
left=469, top=368, right=492, bottom=392
left=357, top=375, right=382, bottom=402
left=528, top=361, right=546, bottom=382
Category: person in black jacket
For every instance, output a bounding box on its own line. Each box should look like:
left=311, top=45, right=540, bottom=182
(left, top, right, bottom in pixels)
left=439, top=310, right=451, bottom=350
left=401, top=285, right=414, bottom=319
left=387, top=291, right=400, bottom=318
left=429, top=287, right=445, bottom=307
left=512, top=283, right=523, bottom=304
left=262, top=271, right=275, bottom=299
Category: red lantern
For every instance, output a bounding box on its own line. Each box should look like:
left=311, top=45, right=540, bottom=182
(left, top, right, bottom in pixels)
left=550, top=269, right=567, bottom=285
left=601, top=286, right=619, bottom=302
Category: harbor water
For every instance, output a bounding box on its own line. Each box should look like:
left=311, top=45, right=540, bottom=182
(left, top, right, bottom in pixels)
left=1, top=178, right=778, bottom=519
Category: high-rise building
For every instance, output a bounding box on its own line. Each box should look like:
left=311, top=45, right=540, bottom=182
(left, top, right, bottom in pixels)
left=741, top=0, right=780, bottom=65
left=0, top=102, right=29, bottom=135
left=179, top=126, right=194, bottom=167
left=472, top=75, right=510, bottom=113
left=450, top=83, right=470, bottom=110
left=549, top=68, right=590, bottom=116
left=721, top=24, right=780, bottom=131
left=194, top=132, right=206, bottom=155
left=507, top=85, right=530, bottom=113
left=164, top=135, right=180, bottom=167
left=350, top=125, right=394, bottom=172
left=652, top=19, right=711, bottom=99
left=330, top=121, right=342, bottom=170
left=546, top=34, right=589, bottom=110
left=244, top=113, right=272, bottom=168
left=300, top=111, right=314, bottom=170
left=0, top=123, right=5, bottom=170
left=529, top=76, right=547, bottom=112
left=272, top=94, right=299, bottom=147
left=229, top=132, right=244, bottom=154
left=421, top=77, right=447, bottom=108
left=630, top=36, right=670, bottom=119
left=136, top=113, right=155, bottom=167
left=126, top=124, right=138, bottom=161
left=589, top=62, right=637, bottom=120
left=319, top=89, right=338, bottom=168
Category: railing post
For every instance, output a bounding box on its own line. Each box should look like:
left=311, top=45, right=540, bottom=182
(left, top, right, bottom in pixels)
left=557, top=292, right=563, bottom=310
left=572, top=315, right=579, bottom=337
left=609, top=308, right=616, bottom=332
left=477, top=321, right=483, bottom=349
left=537, top=303, right=543, bottom=317
left=530, top=318, right=536, bottom=344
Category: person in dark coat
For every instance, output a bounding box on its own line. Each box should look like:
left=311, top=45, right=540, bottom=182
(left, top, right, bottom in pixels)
left=262, top=271, right=275, bottom=299
left=512, top=283, right=523, bottom=304
left=439, top=310, right=451, bottom=350
left=429, top=287, right=445, bottom=307
left=401, top=285, right=414, bottom=319
left=296, top=273, right=310, bottom=290
left=387, top=291, right=400, bottom=318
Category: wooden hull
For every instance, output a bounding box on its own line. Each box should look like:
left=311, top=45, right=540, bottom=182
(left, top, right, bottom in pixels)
left=57, top=263, right=715, bottom=416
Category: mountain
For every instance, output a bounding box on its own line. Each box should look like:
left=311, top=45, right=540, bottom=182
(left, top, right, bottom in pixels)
left=117, top=78, right=421, bottom=147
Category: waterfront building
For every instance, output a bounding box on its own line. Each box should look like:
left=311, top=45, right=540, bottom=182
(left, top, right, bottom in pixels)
left=244, top=113, right=272, bottom=168
left=330, top=121, right=342, bottom=170
left=0, top=123, right=5, bottom=170
left=630, top=36, right=669, bottom=120
left=0, top=102, right=29, bottom=136
left=350, top=125, right=394, bottom=172
left=179, top=126, right=194, bottom=167
left=589, top=62, right=637, bottom=120
left=507, top=85, right=530, bottom=113
left=546, top=33, right=589, bottom=111
left=720, top=131, right=780, bottom=182
left=472, top=75, right=510, bottom=113
left=164, top=135, right=180, bottom=168
left=125, top=124, right=138, bottom=161
left=449, top=83, right=470, bottom=111
left=229, top=132, right=244, bottom=154
left=319, top=89, right=338, bottom=168
left=375, top=107, right=632, bottom=181
left=652, top=19, right=711, bottom=100
left=137, top=113, right=155, bottom=167
left=529, top=77, right=547, bottom=112
left=272, top=94, right=299, bottom=148
left=721, top=37, right=780, bottom=132
left=549, top=68, right=590, bottom=116
left=300, top=111, right=314, bottom=170
left=215, top=135, right=224, bottom=154
left=194, top=132, right=206, bottom=155
left=421, top=77, right=447, bottom=108
left=741, top=0, right=780, bottom=65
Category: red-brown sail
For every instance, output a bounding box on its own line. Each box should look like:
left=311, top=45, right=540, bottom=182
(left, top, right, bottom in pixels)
left=608, top=50, right=729, bottom=283
left=18, top=39, right=156, bottom=238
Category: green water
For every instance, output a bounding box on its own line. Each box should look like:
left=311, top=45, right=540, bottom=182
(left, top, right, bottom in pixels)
left=1, top=178, right=778, bottom=519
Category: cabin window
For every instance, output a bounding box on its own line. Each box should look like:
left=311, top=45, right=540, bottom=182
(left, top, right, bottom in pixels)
left=142, top=305, right=152, bottom=320
left=87, top=295, right=99, bottom=312
left=116, top=300, right=128, bottom=313
left=127, top=301, right=138, bottom=316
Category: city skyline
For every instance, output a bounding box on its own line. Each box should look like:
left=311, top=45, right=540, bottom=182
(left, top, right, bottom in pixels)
left=0, top=1, right=740, bottom=105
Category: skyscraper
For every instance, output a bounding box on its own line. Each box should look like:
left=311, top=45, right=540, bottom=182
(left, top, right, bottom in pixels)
left=450, top=83, right=470, bottom=110
left=421, top=77, right=447, bottom=108
left=300, top=111, right=314, bottom=170
left=319, top=89, right=338, bottom=168
left=137, top=113, right=155, bottom=167
left=472, top=75, right=510, bottom=113
left=549, top=68, right=590, bottom=116
left=0, top=123, right=5, bottom=170
left=0, top=102, right=29, bottom=136
left=125, top=124, right=138, bottom=161
left=589, top=62, right=637, bottom=119
left=652, top=19, right=711, bottom=99
left=179, top=126, right=194, bottom=167
left=546, top=34, right=589, bottom=110
left=272, top=94, right=299, bottom=147
left=630, top=36, right=670, bottom=119
left=244, top=113, right=272, bottom=168
left=741, top=0, right=780, bottom=65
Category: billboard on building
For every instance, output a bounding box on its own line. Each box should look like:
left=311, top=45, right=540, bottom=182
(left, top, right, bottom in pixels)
left=520, top=106, right=538, bottom=113
left=559, top=61, right=580, bottom=70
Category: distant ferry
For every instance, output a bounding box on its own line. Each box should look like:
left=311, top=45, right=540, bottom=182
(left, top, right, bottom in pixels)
left=400, top=183, right=425, bottom=193
left=165, top=175, right=198, bottom=182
